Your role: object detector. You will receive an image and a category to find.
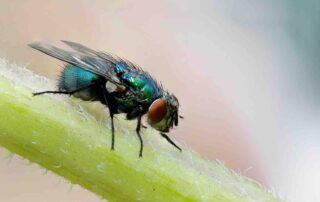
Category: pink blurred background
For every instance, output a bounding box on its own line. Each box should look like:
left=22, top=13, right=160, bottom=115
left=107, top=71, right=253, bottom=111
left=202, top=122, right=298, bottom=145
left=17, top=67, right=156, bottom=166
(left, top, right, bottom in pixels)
left=0, top=0, right=319, bottom=201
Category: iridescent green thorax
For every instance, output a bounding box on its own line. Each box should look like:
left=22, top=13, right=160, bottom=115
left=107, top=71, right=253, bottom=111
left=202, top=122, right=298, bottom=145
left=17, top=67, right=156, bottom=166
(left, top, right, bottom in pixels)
left=115, top=63, right=162, bottom=104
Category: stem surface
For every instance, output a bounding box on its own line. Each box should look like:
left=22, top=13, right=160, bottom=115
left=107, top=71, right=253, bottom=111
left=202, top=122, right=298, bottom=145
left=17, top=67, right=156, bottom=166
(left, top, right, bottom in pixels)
left=0, top=59, right=280, bottom=202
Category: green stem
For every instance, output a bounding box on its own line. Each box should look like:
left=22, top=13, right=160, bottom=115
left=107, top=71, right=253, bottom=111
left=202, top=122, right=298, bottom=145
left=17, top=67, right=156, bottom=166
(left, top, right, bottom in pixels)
left=0, top=59, right=280, bottom=202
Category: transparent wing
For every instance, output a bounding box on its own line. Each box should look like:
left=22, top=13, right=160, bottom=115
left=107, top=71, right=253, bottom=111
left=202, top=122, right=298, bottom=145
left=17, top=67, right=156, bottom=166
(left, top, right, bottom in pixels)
left=29, top=42, right=124, bottom=86
left=61, top=40, right=142, bottom=72
left=61, top=40, right=119, bottom=65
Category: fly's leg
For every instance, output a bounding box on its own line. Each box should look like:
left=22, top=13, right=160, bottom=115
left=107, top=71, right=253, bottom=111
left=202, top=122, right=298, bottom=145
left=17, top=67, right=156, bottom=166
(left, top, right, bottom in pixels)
left=33, top=83, right=96, bottom=96
left=100, top=84, right=116, bottom=151
left=160, top=133, right=182, bottom=152
left=136, top=106, right=144, bottom=157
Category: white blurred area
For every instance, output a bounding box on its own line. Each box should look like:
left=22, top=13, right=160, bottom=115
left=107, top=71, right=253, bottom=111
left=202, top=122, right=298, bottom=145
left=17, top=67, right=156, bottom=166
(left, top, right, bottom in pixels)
left=0, top=0, right=319, bottom=201
left=200, top=1, right=320, bottom=201
left=214, top=1, right=320, bottom=201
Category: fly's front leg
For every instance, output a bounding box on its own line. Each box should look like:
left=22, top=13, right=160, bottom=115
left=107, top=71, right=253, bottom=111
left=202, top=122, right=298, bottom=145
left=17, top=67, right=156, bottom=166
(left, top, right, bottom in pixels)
left=100, top=84, right=116, bottom=151
left=160, top=133, right=182, bottom=152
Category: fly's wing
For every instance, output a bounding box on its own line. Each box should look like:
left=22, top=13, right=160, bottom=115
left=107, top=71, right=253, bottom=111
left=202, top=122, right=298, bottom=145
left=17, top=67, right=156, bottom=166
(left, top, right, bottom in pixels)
left=29, top=42, right=124, bottom=87
left=60, top=41, right=163, bottom=99
left=61, top=40, right=142, bottom=72
left=61, top=40, right=119, bottom=65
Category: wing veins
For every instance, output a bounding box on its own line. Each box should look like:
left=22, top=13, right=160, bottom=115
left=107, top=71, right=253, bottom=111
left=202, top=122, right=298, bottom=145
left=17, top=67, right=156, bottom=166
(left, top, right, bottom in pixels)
left=29, top=42, right=124, bottom=87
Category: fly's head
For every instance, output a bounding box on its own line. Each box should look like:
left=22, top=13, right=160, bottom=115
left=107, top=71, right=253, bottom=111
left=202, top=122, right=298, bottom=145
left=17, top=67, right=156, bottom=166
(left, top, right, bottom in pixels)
left=147, top=93, right=181, bottom=133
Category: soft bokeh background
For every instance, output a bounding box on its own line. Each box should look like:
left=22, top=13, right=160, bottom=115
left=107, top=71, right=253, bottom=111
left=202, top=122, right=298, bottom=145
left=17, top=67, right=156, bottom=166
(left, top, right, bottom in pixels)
left=0, top=0, right=319, bottom=201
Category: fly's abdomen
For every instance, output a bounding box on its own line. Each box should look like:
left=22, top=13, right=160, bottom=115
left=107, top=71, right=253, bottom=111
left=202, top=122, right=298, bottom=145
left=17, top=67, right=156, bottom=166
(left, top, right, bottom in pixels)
left=59, top=64, right=101, bottom=101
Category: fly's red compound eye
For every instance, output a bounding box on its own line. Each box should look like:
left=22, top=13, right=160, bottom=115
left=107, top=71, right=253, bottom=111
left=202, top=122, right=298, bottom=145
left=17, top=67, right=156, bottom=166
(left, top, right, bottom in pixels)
left=148, top=99, right=167, bottom=123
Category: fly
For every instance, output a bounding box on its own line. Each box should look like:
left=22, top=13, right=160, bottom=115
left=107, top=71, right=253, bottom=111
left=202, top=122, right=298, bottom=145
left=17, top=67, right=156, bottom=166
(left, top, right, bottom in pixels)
left=29, top=40, right=183, bottom=157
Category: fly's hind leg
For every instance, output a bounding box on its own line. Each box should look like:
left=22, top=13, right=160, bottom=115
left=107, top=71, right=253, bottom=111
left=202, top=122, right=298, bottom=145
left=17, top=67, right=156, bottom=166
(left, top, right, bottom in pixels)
left=33, top=83, right=96, bottom=96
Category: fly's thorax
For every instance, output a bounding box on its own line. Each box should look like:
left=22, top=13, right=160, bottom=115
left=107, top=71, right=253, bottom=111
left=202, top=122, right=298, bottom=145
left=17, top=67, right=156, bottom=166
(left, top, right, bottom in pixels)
left=117, top=68, right=161, bottom=103
left=147, top=93, right=180, bottom=132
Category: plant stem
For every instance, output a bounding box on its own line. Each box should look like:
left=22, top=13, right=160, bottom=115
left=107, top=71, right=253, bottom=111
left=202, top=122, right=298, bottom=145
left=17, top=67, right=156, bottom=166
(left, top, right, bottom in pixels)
left=0, top=59, right=280, bottom=202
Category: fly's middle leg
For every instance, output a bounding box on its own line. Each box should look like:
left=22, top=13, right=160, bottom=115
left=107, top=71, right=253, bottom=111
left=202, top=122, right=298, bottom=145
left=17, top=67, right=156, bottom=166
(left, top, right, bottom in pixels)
left=135, top=105, right=144, bottom=157
left=100, top=84, right=116, bottom=151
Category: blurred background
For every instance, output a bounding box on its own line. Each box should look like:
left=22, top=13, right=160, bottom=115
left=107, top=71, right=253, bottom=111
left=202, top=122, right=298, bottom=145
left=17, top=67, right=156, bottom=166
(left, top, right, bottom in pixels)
left=0, top=0, right=319, bottom=201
